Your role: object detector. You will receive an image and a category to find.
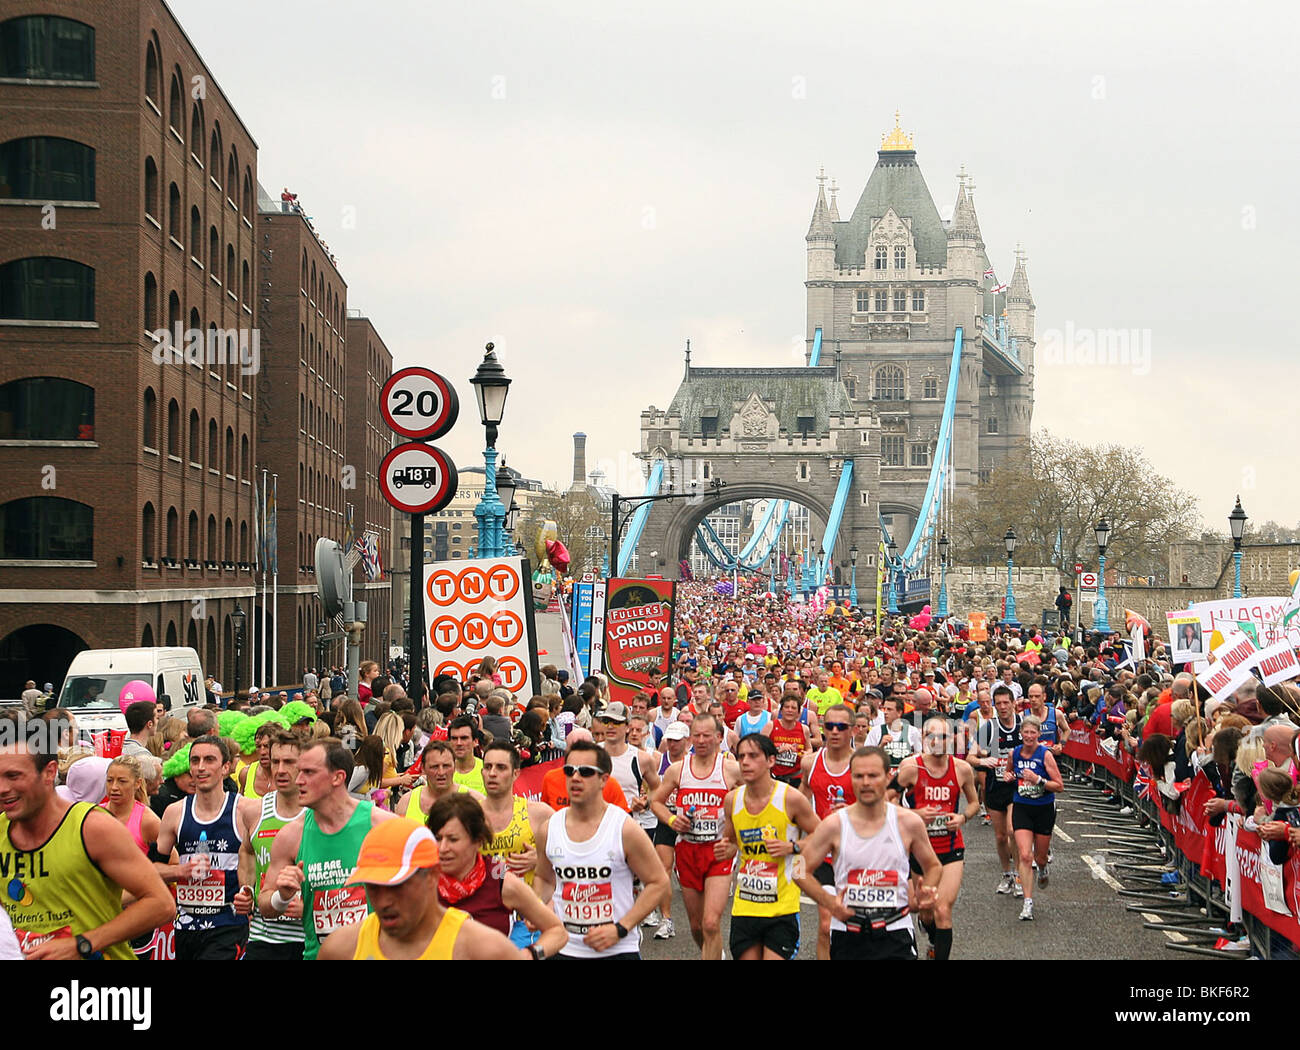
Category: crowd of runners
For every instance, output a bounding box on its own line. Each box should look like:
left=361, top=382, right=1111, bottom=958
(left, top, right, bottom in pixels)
left=6, top=577, right=1295, bottom=961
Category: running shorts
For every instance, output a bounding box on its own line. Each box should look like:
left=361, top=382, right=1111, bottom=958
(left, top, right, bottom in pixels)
left=985, top=781, right=1015, bottom=813
left=674, top=839, right=734, bottom=892
left=830, top=928, right=917, bottom=961
left=1012, top=803, right=1056, bottom=837
left=730, top=913, right=800, bottom=960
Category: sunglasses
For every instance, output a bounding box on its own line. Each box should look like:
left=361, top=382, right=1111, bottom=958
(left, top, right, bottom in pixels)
left=563, top=765, right=603, bottom=778
left=823, top=722, right=851, bottom=731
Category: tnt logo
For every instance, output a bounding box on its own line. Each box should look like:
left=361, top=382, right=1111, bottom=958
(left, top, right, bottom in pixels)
left=426, top=563, right=520, bottom=606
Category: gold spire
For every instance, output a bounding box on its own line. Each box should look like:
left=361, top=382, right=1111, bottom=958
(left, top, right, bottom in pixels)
left=880, top=110, right=914, bottom=152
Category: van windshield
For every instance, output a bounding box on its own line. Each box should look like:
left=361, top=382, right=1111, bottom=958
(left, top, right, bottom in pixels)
left=59, top=674, right=147, bottom=710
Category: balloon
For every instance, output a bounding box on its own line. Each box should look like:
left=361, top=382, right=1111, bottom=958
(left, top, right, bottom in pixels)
left=1290, top=569, right=1299, bottom=591
left=545, top=539, right=570, bottom=573
left=118, top=679, right=156, bottom=714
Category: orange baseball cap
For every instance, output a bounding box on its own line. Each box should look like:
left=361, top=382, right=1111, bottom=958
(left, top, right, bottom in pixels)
left=345, top=818, right=439, bottom=886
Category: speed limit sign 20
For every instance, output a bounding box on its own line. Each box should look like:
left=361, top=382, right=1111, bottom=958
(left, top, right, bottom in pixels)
left=381, top=367, right=459, bottom=440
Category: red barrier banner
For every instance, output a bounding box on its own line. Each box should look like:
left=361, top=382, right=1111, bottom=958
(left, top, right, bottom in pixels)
left=1062, top=719, right=1134, bottom=780
left=513, top=758, right=562, bottom=801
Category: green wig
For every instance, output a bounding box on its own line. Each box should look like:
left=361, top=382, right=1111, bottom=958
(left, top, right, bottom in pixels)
left=217, top=709, right=249, bottom=738
left=280, top=700, right=317, bottom=726
left=232, top=709, right=289, bottom=755
left=162, top=742, right=192, bottom=779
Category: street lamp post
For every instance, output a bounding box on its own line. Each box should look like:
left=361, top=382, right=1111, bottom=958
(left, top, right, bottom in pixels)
left=231, top=600, right=246, bottom=703
left=469, top=344, right=511, bottom=558
left=849, top=544, right=860, bottom=607
left=610, top=478, right=719, bottom=579
left=937, top=533, right=950, bottom=619
left=1092, top=516, right=1112, bottom=634
left=1003, top=526, right=1019, bottom=628
left=886, top=539, right=900, bottom=615
left=1228, top=496, right=1247, bottom=599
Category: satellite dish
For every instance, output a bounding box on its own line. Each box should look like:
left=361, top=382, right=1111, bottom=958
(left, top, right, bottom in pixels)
left=315, top=538, right=353, bottom=618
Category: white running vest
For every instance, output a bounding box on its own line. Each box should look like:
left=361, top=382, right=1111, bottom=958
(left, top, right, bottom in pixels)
left=830, top=805, right=912, bottom=934
left=547, top=805, right=639, bottom=958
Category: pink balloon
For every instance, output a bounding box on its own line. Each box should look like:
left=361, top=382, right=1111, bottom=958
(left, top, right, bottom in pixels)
left=118, top=679, right=156, bottom=714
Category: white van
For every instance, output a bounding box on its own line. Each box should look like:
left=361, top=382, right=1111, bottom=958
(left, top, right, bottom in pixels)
left=57, top=647, right=205, bottom=733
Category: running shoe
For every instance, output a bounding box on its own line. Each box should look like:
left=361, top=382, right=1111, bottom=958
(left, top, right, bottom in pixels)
left=982, top=813, right=991, bottom=826
left=1013, top=874, right=1024, bottom=898
left=642, top=908, right=661, bottom=929
left=654, top=918, right=675, bottom=939
left=996, top=872, right=1015, bottom=895
left=1038, top=863, right=1049, bottom=886
left=1213, top=935, right=1249, bottom=952
left=1019, top=900, right=1034, bottom=921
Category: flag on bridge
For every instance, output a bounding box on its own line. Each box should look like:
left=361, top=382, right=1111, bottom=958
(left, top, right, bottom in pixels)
left=357, top=532, right=383, bottom=581
left=990, top=282, right=1008, bottom=294
left=983, top=267, right=996, bottom=279
left=342, top=503, right=356, bottom=555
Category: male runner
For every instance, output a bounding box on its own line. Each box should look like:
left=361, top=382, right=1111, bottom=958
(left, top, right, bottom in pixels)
left=651, top=712, right=741, bottom=959
left=895, top=719, right=979, bottom=960
left=237, top=722, right=277, bottom=798
left=765, top=695, right=812, bottom=786
left=723, top=733, right=821, bottom=959
left=448, top=716, right=486, bottom=794
left=259, top=738, right=397, bottom=959
left=396, top=739, right=484, bottom=822
left=534, top=740, right=669, bottom=959
left=598, top=702, right=666, bottom=928
left=318, top=819, right=522, bottom=959
left=156, top=736, right=260, bottom=959
left=975, top=687, right=1022, bottom=895
left=235, top=731, right=306, bottom=960
left=649, top=720, right=691, bottom=941
left=480, top=741, right=553, bottom=946
left=805, top=669, right=844, bottom=719
left=864, top=696, right=923, bottom=768
left=800, top=746, right=941, bottom=960
left=0, top=712, right=173, bottom=958
left=798, top=702, right=856, bottom=960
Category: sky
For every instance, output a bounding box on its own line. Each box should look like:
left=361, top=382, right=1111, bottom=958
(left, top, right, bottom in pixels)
left=173, top=0, right=1300, bottom=530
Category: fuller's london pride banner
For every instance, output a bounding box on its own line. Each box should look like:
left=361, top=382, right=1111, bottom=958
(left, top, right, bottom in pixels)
left=601, top=577, right=676, bottom=705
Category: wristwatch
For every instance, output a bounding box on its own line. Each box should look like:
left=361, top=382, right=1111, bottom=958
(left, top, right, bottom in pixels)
left=527, top=943, right=548, bottom=960
left=75, top=934, right=96, bottom=959
left=791, top=841, right=802, bottom=855
left=613, top=922, right=629, bottom=940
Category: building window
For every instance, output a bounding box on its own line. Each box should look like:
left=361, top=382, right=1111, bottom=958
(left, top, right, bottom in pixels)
left=881, top=435, right=904, bottom=466
left=910, top=444, right=929, bottom=467
left=144, top=39, right=159, bottom=101
left=190, top=104, right=203, bottom=158
left=189, top=207, right=201, bottom=256
left=0, top=257, right=94, bottom=321
left=187, top=511, right=199, bottom=561
left=206, top=419, right=217, bottom=468
left=188, top=410, right=200, bottom=463
left=855, top=289, right=869, bottom=312
left=912, top=289, right=925, bottom=312
left=0, top=16, right=95, bottom=81
left=209, top=126, right=222, bottom=185
left=0, top=377, right=93, bottom=440
left=142, top=503, right=156, bottom=562
left=987, top=416, right=998, bottom=434
left=0, top=137, right=95, bottom=201
left=0, top=496, right=92, bottom=560
left=798, top=460, right=809, bottom=481
left=874, top=245, right=887, bottom=270
left=874, top=290, right=887, bottom=312
left=874, top=365, right=904, bottom=401
left=894, top=246, right=906, bottom=270
left=860, top=491, right=870, bottom=506
left=144, top=157, right=158, bottom=220
left=168, top=74, right=183, bottom=134
left=700, top=415, right=718, bottom=438
left=843, top=375, right=856, bottom=399
left=923, top=377, right=938, bottom=399
left=143, top=388, right=157, bottom=447
left=859, top=431, right=869, bottom=445
left=168, top=183, right=181, bottom=241
left=702, top=461, right=711, bottom=480
left=893, top=290, right=907, bottom=312
left=166, top=399, right=179, bottom=456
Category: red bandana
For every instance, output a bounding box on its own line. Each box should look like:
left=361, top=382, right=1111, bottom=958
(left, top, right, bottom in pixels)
left=438, top=853, right=487, bottom=904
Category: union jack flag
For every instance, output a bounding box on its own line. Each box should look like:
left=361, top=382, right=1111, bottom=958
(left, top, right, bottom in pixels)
left=356, top=532, right=383, bottom=581
left=1134, top=763, right=1155, bottom=802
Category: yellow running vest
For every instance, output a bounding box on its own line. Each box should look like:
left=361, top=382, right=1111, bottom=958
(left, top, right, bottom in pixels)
left=482, top=795, right=535, bottom=886
left=241, top=760, right=263, bottom=799
left=730, top=781, right=801, bottom=918
left=453, top=759, right=485, bottom=795
left=0, top=802, right=135, bottom=960
left=352, top=906, right=468, bottom=959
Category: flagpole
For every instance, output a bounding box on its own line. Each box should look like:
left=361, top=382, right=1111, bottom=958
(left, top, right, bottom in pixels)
left=260, top=467, right=268, bottom=691
left=272, top=472, right=279, bottom=688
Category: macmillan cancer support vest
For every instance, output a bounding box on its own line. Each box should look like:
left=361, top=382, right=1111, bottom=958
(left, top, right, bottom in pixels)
left=299, top=800, right=373, bottom=960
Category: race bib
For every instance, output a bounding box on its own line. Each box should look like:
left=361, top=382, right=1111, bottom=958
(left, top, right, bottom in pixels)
left=1018, top=780, right=1045, bottom=799
left=312, top=886, right=368, bottom=936
left=687, top=806, right=721, bottom=842
left=927, top=814, right=951, bottom=837
left=995, top=755, right=1010, bottom=773
left=737, top=860, right=779, bottom=903
left=175, top=871, right=228, bottom=911
left=558, top=881, right=614, bottom=930
left=843, top=869, right=900, bottom=909
left=14, top=925, right=71, bottom=954
left=776, top=746, right=799, bottom=766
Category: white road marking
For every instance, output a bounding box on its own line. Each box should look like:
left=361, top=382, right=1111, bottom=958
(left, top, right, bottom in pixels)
left=1081, top=853, right=1124, bottom=891
left=1053, top=827, right=1074, bottom=842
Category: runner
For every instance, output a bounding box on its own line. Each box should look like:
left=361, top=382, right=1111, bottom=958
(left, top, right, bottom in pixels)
left=102, top=754, right=161, bottom=855
left=895, top=719, right=979, bottom=960
left=155, top=736, right=260, bottom=959
left=864, top=696, right=923, bottom=771
left=800, top=746, right=941, bottom=960
left=236, top=731, right=306, bottom=961
left=765, top=695, right=812, bottom=787
left=237, top=722, right=277, bottom=799
left=1005, top=714, right=1064, bottom=921
left=258, top=738, right=397, bottom=959
left=0, top=713, right=174, bottom=958
left=395, top=739, right=484, bottom=822
left=651, top=712, right=742, bottom=959
left=534, top=739, right=670, bottom=959
left=798, top=702, right=855, bottom=960
left=976, top=686, right=1022, bottom=896
left=478, top=740, right=554, bottom=947
left=317, top=818, right=523, bottom=959
left=722, top=733, right=821, bottom=960
left=427, top=793, right=568, bottom=959
left=448, top=716, right=486, bottom=794
left=728, top=688, right=773, bottom=750
left=650, top=720, right=691, bottom=941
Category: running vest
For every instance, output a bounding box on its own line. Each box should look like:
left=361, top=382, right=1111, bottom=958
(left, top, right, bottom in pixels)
left=736, top=710, right=772, bottom=738
left=608, top=747, right=655, bottom=830
left=677, top=751, right=729, bottom=843
left=992, top=715, right=1022, bottom=779
left=124, top=801, right=148, bottom=854
left=878, top=720, right=916, bottom=767
left=1012, top=745, right=1053, bottom=806
left=249, top=792, right=305, bottom=946
left=770, top=722, right=806, bottom=778
left=830, top=805, right=912, bottom=934
left=299, top=800, right=373, bottom=960
left=730, top=781, right=801, bottom=917
left=1030, top=707, right=1060, bottom=744
left=482, top=795, right=536, bottom=885
left=442, top=858, right=511, bottom=936
left=657, top=752, right=678, bottom=812
left=912, top=757, right=964, bottom=854
left=352, top=906, right=468, bottom=960
left=241, top=760, right=264, bottom=799
left=807, top=749, right=853, bottom=819
left=453, top=758, right=486, bottom=795
left=175, top=791, right=243, bottom=931
left=546, top=805, right=638, bottom=959
left=0, top=802, right=135, bottom=960
left=405, top=782, right=467, bottom=824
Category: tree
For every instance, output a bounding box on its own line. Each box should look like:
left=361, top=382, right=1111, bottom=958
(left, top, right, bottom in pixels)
left=949, top=431, right=1201, bottom=581
left=512, top=489, right=609, bottom=577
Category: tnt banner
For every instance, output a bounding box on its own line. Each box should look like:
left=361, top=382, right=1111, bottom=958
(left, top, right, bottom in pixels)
left=424, top=556, right=541, bottom=699
left=602, top=578, right=676, bottom=705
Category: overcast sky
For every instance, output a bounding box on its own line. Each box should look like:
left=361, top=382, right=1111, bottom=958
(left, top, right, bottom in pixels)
left=174, top=0, right=1300, bottom=531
